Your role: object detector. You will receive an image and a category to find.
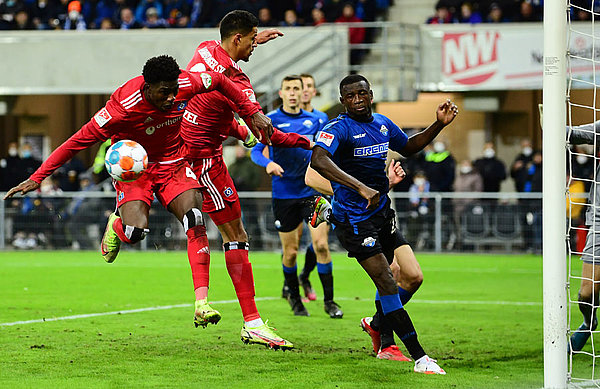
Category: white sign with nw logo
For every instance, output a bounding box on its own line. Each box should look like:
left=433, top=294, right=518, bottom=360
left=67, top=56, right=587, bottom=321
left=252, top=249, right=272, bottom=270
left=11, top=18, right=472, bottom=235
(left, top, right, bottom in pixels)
left=422, top=24, right=598, bottom=91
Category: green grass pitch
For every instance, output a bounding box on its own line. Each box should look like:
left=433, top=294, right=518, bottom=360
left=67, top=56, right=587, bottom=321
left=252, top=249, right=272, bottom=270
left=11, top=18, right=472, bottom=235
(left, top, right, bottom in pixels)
left=0, top=251, right=550, bottom=388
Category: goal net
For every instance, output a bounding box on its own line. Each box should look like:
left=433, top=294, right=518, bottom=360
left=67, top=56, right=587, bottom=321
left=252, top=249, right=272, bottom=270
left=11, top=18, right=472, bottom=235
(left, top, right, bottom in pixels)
left=566, top=2, right=600, bottom=387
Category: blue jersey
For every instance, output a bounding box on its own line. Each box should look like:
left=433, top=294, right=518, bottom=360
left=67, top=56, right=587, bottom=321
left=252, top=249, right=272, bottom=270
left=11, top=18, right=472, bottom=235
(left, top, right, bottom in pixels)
left=314, top=113, right=408, bottom=224
left=309, top=108, right=329, bottom=128
left=251, top=107, right=322, bottom=199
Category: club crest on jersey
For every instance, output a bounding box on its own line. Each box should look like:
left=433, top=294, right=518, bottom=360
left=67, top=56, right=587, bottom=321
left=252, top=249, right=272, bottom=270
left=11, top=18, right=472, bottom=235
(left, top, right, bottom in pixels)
left=94, top=108, right=112, bottom=128
left=242, top=89, right=257, bottom=103
left=223, top=187, right=234, bottom=197
left=303, top=119, right=313, bottom=127
left=316, top=131, right=335, bottom=147
left=380, top=125, right=389, bottom=136
left=177, top=101, right=188, bottom=111
left=118, top=191, right=125, bottom=201
left=200, top=73, right=213, bottom=89
left=362, top=237, right=376, bottom=247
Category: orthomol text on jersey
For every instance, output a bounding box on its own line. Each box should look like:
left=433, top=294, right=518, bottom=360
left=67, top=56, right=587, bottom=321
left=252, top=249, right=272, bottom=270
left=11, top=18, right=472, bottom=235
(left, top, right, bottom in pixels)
left=145, top=116, right=182, bottom=135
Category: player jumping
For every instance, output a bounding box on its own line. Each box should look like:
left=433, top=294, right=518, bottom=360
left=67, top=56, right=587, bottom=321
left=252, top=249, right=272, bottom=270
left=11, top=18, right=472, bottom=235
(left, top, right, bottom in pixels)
left=310, top=74, right=458, bottom=374
left=180, top=10, right=310, bottom=348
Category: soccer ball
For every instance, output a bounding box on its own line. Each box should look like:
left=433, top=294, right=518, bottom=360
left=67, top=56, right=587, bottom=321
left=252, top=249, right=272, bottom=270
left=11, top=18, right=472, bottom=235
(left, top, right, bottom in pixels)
left=104, top=140, right=148, bottom=182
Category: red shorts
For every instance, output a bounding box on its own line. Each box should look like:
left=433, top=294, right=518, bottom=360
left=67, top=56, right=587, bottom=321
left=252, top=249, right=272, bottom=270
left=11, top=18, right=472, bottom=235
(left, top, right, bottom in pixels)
left=189, top=155, right=241, bottom=225
left=114, top=159, right=201, bottom=209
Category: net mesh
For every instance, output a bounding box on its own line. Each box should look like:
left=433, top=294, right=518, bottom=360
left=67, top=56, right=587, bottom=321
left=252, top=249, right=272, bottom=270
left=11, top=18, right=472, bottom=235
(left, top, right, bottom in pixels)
left=568, top=3, right=600, bottom=386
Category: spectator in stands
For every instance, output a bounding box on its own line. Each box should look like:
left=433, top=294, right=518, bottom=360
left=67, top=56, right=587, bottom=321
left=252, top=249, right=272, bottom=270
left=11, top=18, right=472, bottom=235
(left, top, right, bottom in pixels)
left=336, top=3, right=366, bottom=65
left=0, top=0, right=24, bottom=29
left=143, top=7, right=167, bottom=28
left=63, top=0, right=87, bottom=30
left=514, top=0, right=541, bottom=21
left=485, top=2, right=508, bottom=23
left=571, top=0, right=592, bottom=21
left=280, top=9, right=300, bottom=26
left=163, top=0, right=191, bottom=27
left=458, top=2, right=482, bottom=23
left=135, top=0, right=163, bottom=23
left=311, top=7, right=326, bottom=25
left=119, top=7, right=142, bottom=28
left=99, top=17, right=115, bottom=29
left=56, top=156, right=86, bottom=191
left=0, top=142, right=21, bottom=191
left=571, top=146, right=595, bottom=191
left=426, top=0, right=455, bottom=24
left=258, top=7, right=277, bottom=26
left=511, top=138, right=534, bottom=191
left=452, top=159, right=484, bottom=249
left=473, top=142, right=506, bottom=193
left=13, top=9, right=35, bottom=30
left=424, top=140, right=455, bottom=192
left=515, top=149, right=542, bottom=251
left=19, top=143, right=42, bottom=185
left=189, top=0, right=213, bottom=27
left=406, top=171, right=433, bottom=250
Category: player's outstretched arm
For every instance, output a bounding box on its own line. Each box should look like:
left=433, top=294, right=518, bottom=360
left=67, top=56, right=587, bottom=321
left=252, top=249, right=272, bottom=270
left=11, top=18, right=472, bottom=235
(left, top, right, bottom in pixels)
left=570, top=120, right=600, bottom=145
left=402, top=99, right=458, bottom=156
left=256, top=29, right=283, bottom=44
left=3, top=179, right=40, bottom=200
left=311, top=146, right=380, bottom=210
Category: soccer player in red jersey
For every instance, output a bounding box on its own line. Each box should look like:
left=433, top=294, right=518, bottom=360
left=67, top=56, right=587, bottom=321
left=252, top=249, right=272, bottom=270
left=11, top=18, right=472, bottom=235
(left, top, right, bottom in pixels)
left=179, top=10, right=311, bottom=346
left=3, top=55, right=294, bottom=350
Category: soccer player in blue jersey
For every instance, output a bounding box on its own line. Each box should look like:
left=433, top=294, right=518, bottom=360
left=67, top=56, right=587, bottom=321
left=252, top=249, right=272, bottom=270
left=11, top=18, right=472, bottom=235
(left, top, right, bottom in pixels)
left=311, top=74, right=457, bottom=374
left=251, top=75, right=343, bottom=318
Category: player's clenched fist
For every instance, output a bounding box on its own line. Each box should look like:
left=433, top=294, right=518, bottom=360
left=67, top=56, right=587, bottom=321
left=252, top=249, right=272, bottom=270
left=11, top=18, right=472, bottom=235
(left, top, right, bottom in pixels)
left=248, top=112, right=274, bottom=145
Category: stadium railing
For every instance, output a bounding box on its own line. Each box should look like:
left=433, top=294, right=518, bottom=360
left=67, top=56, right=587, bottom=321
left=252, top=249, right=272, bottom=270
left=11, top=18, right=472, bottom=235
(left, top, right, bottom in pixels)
left=0, top=191, right=548, bottom=253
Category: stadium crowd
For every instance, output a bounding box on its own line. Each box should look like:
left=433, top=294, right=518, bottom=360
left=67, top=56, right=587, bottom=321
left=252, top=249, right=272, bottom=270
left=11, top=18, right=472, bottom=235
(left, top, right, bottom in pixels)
left=425, top=0, right=543, bottom=24
left=0, top=0, right=391, bottom=30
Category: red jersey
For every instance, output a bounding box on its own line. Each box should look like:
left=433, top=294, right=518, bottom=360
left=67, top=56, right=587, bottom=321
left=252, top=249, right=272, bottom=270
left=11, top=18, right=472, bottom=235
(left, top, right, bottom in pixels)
left=30, top=70, right=257, bottom=184
left=181, top=40, right=311, bottom=159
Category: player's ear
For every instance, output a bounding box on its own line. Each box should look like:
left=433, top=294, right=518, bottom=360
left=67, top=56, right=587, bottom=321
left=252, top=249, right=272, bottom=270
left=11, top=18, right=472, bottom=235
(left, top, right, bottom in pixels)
left=339, top=96, right=344, bottom=105
left=279, top=90, right=283, bottom=99
left=233, top=33, right=243, bottom=46
left=369, top=90, right=374, bottom=101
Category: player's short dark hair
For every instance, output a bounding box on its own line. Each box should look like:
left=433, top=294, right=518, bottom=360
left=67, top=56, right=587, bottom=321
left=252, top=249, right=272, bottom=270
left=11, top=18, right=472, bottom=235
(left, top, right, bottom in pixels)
left=142, top=55, right=181, bottom=84
left=300, top=73, right=316, bottom=86
left=281, top=75, right=304, bottom=88
left=219, top=10, right=259, bottom=40
left=339, top=74, right=370, bottom=95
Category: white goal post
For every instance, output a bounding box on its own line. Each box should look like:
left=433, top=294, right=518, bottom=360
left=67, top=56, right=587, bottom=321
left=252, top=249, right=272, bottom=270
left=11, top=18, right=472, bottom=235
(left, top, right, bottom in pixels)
left=543, top=0, right=568, bottom=387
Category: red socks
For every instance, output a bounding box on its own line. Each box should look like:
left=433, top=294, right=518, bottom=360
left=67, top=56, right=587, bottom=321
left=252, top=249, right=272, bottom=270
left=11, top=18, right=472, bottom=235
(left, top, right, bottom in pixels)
left=112, top=217, right=132, bottom=244
left=223, top=242, right=260, bottom=322
left=186, top=225, right=210, bottom=292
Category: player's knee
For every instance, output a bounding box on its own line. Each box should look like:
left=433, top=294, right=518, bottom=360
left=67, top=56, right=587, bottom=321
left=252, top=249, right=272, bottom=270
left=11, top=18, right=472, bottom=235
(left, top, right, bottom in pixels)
left=405, top=272, right=423, bottom=292
left=579, top=289, right=594, bottom=304
left=124, top=225, right=149, bottom=244
left=182, top=208, right=205, bottom=232
left=313, top=240, right=329, bottom=256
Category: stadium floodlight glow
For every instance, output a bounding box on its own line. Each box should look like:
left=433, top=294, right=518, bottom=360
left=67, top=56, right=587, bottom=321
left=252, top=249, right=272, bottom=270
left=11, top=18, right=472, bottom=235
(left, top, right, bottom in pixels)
left=543, top=0, right=568, bottom=387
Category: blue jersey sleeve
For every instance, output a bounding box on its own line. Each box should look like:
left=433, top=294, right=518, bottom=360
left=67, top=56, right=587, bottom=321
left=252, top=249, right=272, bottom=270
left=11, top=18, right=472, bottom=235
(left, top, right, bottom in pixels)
left=250, top=143, right=271, bottom=168
left=314, top=120, right=344, bottom=155
left=386, top=118, right=409, bottom=152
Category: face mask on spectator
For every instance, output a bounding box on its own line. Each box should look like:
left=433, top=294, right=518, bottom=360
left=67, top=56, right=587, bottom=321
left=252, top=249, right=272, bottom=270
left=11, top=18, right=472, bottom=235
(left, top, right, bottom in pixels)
left=460, top=165, right=472, bottom=174
left=433, top=142, right=445, bottom=153
left=69, top=10, right=79, bottom=20
left=22, top=150, right=32, bottom=159
left=8, top=147, right=17, bottom=157
left=414, top=178, right=426, bottom=186
left=576, top=155, right=589, bottom=165
left=483, top=148, right=495, bottom=158
left=522, top=146, right=532, bottom=157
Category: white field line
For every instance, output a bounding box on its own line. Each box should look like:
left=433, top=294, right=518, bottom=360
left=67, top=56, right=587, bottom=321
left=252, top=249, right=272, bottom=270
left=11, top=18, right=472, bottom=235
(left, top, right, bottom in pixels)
left=0, top=297, right=540, bottom=327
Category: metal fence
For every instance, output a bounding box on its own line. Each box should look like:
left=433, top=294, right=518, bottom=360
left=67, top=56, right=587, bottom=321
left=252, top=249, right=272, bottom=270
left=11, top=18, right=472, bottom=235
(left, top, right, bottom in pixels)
left=0, top=191, right=550, bottom=254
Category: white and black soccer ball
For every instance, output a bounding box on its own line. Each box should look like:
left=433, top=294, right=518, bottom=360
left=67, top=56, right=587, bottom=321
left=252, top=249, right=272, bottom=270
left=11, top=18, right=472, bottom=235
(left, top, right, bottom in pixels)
left=104, top=140, right=148, bottom=182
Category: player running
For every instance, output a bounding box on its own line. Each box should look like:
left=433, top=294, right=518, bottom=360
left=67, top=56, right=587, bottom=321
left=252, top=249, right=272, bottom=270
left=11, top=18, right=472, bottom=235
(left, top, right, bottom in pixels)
left=251, top=75, right=342, bottom=318
left=3, top=55, right=294, bottom=349
left=180, top=10, right=309, bottom=348
left=310, top=74, right=457, bottom=374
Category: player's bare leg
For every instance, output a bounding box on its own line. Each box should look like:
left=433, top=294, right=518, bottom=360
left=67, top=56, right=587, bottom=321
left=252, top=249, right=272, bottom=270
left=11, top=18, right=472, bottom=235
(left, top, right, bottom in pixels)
left=360, top=253, right=445, bottom=374
left=308, top=223, right=342, bottom=318
left=217, top=216, right=293, bottom=349
left=571, top=262, right=600, bottom=351
left=102, top=200, right=150, bottom=263
left=279, top=225, right=310, bottom=316
left=168, top=189, right=220, bottom=328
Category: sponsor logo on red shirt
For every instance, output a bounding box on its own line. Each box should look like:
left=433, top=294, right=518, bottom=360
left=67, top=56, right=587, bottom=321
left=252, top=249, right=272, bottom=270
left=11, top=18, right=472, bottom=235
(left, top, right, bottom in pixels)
left=94, top=108, right=112, bottom=128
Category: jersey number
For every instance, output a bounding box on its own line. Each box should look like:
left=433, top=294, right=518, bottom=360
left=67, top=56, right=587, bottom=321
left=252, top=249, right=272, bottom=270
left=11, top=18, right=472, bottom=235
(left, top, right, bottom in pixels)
left=186, top=167, right=198, bottom=180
